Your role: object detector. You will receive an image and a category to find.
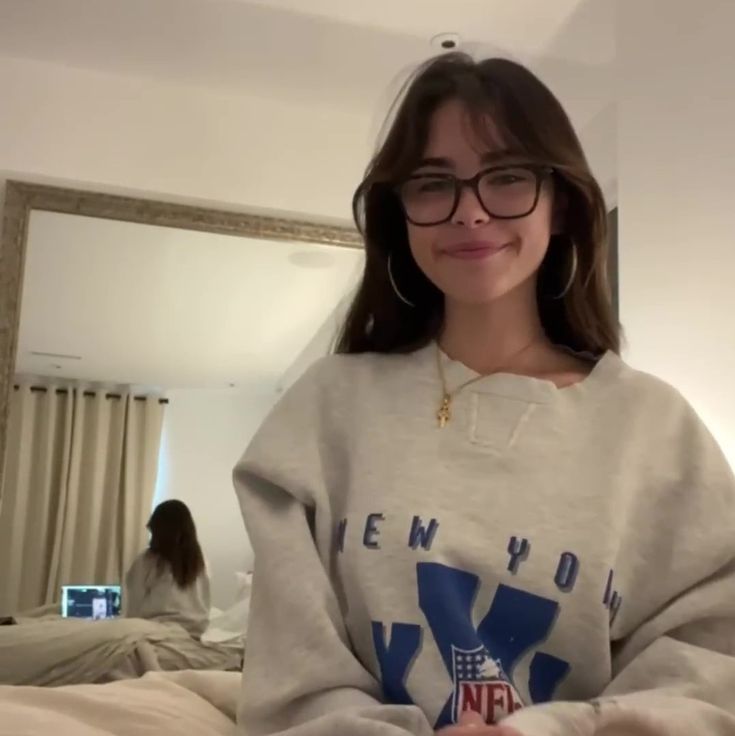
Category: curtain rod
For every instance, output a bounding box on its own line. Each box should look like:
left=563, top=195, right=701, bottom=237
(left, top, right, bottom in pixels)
left=12, top=385, right=169, bottom=405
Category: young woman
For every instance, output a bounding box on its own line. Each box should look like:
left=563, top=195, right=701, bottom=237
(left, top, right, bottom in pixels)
left=125, top=499, right=210, bottom=638
left=233, top=54, right=735, bottom=735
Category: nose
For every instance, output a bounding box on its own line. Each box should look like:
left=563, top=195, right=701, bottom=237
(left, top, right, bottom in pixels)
left=451, top=184, right=491, bottom=227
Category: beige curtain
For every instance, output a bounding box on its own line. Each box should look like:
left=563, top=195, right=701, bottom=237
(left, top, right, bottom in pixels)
left=0, top=385, right=165, bottom=614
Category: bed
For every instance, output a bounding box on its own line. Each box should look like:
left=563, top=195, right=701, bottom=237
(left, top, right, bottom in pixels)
left=0, top=669, right=241, bottom=735
left=0, top=578, right=250, bottom=686
left=0, top=614, right=243, bottom=685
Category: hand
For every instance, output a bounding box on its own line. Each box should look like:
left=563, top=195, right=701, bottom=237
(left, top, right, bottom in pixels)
left=436, top=709, right=524, bottom=736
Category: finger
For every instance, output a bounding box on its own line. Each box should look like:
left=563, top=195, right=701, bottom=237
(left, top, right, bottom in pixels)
left=457, top=710, right=487, bottom=727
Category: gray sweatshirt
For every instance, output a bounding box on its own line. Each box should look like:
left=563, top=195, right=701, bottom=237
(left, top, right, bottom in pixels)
left=233, top=345, right=735, bottom=736
left=124, top=551, right=210, bottom=637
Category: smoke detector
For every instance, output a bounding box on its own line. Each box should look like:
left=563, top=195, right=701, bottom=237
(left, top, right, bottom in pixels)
left=431, top=32, right=461, bottom=51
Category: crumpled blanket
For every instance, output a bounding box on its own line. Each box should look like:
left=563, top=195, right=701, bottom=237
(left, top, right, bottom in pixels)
left=0, top=616, right=242, bottom=686
left=0, top=669, right=241, bottom=735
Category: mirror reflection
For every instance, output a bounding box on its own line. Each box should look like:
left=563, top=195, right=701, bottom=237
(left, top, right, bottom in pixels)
left=0, top=204, right=362, bottom=683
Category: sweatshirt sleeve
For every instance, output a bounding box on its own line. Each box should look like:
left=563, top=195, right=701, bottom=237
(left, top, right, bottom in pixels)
left=233, top=360, right=433, bottom=736
left=503, top=398, right=735, bottom=736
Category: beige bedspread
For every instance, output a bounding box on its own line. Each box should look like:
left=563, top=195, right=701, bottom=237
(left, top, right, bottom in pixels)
left=0, top=616, right=242, bottom=686
left=0, top=669, right=241, bottom=735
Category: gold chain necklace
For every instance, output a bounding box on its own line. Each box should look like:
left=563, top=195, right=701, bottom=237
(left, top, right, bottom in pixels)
left=435, top=346, right=487, bottom=428
left=435, top=339, right=541, bottom=428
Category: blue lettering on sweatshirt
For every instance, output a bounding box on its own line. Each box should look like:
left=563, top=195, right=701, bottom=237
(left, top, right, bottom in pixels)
left=408, top=516, right=440, bottom=550
left=363, top=513, right=384, bottom=549
left=371, top=563, right=571, bottom=727
left=337, top=513, right=623, bottom=724
left=371, top=622, right=423, bottom=705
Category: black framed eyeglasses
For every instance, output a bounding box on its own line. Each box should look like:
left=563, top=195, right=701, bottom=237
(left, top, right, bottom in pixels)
left=397, top=164, right=555, bottom=227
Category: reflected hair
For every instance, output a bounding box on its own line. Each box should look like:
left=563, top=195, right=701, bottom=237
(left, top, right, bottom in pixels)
left=146, top=499, right=205, bottom=589
left=336, top=53, right=619, bottom=355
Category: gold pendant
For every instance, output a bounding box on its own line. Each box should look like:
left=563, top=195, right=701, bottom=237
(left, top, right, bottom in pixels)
left=437, top=394, right=451, bottom=428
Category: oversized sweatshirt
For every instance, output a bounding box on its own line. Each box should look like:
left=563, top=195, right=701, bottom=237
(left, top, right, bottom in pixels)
left=233, top=344, right=735, bottom=736
left=124, top=551, right=210, bottom=637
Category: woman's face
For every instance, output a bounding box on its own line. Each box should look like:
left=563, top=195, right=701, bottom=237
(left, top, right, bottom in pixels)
left=404, top=99, right=559, bottom=306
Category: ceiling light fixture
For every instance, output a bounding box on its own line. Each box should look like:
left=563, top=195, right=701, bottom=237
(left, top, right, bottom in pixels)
left=431, top=32, right=461, bottom=51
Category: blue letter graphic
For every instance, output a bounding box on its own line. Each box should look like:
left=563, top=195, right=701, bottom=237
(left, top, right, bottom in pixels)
left=371, top=622, right=422, bottom=704
left=417, top=563, right=570, bottom=728
left=408, top=516, right=440, bottom=550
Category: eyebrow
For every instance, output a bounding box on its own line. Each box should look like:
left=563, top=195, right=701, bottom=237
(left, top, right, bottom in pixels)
left=416, top=150, right=524, bottom=170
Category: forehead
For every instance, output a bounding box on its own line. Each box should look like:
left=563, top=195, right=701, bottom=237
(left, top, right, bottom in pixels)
left=423, top=98, right=507, bottom=158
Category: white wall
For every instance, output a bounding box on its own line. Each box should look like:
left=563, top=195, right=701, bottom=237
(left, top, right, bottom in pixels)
left=0, top=55, right=371, bottom=221
left=0, top=54, right=616, bottom=217
left=618, top=2, right=735, bottom=466
left=155, top=386, right=278, bottom=608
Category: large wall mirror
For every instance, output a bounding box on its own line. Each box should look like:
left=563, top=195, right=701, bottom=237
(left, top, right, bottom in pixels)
left=0, top=181, right=362, bottom=614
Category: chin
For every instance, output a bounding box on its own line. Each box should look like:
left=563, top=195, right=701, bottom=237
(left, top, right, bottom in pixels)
left=442, top=279, right=520, bottom=306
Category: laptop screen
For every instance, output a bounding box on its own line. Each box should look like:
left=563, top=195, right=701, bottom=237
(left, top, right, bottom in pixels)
left=61, top=585, right=122, bottom=619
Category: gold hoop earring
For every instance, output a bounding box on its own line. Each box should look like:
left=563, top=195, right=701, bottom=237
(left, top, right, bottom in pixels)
left=553, top=241, right=578, bottom=300
left=387, top=253, right=415, bottom=307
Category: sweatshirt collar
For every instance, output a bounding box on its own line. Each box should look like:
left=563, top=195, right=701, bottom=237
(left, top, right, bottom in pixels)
left=419, top=343, right=622, bottom=404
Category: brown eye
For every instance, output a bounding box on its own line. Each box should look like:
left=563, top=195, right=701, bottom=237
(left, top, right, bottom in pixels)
left=405, top=177, right=454, bottom=196
left=484, top=169, right=535, bottom=188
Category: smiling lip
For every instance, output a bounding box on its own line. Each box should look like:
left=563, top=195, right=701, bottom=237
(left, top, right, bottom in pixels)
left=441, top=241, right=510, bottom=260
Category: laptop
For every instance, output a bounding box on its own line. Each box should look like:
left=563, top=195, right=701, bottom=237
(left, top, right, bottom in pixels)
left=61, top=585, right=122, bottom=619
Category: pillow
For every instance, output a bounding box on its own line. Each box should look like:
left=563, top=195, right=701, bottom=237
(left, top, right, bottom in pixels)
left=203, top=571, right=253, bottom=642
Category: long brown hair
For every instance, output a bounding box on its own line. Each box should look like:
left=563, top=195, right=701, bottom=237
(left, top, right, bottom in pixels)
left=147, top=499, right=205, bottom=589
left=336, top=53, right=619, bottom=355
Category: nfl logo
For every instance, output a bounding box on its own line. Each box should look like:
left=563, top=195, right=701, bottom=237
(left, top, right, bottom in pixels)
left=451, top=645, right=524, bottom=724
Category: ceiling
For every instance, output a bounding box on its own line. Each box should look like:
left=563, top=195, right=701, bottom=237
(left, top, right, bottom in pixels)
left=237, top=0, right=613, bottom=62
left=0, top=0, right=614, bottom=126
left=16, top=211, right=363, bottom=390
